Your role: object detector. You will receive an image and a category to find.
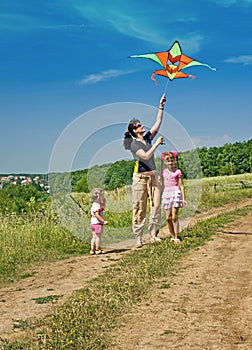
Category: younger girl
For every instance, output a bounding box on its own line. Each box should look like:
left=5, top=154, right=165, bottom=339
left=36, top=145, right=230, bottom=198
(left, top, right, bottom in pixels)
left=90, top=188, right=108, bottom=255
left=161, top=151, right=186, bottom=242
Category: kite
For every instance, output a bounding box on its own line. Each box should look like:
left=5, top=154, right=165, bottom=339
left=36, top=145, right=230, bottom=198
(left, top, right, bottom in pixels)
left=129, top=40, right=217, bottom=85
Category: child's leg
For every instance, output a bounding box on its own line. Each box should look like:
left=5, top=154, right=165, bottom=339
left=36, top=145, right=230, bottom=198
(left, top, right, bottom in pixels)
left=90, top=232, right=96, bottom=254
left=94, top=232, right=102, bottom=251
left=172, top=207, right=179, bottom=239
left=165, top=209, right=175, bottom=238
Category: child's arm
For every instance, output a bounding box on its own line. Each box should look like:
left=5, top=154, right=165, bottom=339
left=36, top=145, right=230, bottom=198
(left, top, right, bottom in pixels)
left=178, top=177, right=187, bottom=206
left=160, top=169, right=165, bottom=192
left=94, top=211, right=108, bottom=225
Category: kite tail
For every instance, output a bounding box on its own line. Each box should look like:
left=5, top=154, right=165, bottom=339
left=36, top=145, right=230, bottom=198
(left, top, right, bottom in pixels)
left=188, top=74, right=196, bottom=79
left=151, top=73, right=158, bottom=86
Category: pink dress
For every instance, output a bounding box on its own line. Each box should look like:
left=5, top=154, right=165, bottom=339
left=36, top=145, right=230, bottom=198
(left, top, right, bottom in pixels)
left=161, top=168, right=183, bottom=209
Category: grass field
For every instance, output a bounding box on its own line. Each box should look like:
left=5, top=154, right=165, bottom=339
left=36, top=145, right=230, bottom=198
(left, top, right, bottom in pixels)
left=0, top=174, right=252, bottom=349
left=1, top=173, right=252, bottom=288
left=1, top=206, right=251, bottom=349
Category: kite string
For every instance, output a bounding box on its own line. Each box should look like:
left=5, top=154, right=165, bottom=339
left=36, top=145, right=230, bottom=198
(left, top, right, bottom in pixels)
left=163, top=78, right=169, bottom=95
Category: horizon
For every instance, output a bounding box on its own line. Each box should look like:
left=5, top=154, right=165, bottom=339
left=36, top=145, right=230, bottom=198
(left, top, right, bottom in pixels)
left=1, top=136, right=251, bottom=176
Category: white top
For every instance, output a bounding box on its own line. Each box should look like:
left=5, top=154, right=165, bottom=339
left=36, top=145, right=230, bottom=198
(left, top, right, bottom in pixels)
left=90, top=202, right=104, bottom=224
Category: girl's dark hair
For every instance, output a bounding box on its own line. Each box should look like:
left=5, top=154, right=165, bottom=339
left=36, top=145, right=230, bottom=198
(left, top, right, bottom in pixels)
left=123, top=131, right=133, bottom=150
left=123, top=118, right=140, bottom=150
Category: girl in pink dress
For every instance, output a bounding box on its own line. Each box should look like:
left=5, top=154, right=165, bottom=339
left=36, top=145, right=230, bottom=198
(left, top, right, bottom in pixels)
left=161, top=151, right=186, bottom=242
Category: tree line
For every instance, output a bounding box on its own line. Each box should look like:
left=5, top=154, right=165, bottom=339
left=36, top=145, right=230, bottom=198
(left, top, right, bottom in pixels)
left=72, top=138, right=252, bottom=192
left=0, top=139, right=251, bottom=211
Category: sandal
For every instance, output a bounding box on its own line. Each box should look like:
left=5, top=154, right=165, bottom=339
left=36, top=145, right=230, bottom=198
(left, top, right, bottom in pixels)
left=95, top=250, right=104, bottom=255
left=151, top=236, right=161, bottom=243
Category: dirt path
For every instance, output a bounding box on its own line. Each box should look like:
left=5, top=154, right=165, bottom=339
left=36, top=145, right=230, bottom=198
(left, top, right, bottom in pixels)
left=109, top=211, right=252, bottom=350
left=0, top=198, right=252, bottom=347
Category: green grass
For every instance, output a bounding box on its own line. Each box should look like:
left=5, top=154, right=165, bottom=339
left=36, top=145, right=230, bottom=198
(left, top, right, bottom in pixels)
left=197, top=173, right=252, bottom=211
left=162, top=329, right=174, bottom=335
left=0, top=210, right=90, bottom=286
left=1, top=205, right=251, bottom=350
left=0, top=173, right=252, bottom=287
left=32, top=295, right=63, bottom=304
left=0, top=174, right=251, bottom=348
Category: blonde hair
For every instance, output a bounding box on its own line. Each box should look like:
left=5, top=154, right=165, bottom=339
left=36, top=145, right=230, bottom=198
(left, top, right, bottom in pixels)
left=90, top=188, right=105, bottom=203
left=164, top=151, right=175, bottom=161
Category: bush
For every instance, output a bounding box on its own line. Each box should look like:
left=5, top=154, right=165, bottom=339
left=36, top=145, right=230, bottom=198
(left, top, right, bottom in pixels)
left=0, top=184, right=45, bottom=213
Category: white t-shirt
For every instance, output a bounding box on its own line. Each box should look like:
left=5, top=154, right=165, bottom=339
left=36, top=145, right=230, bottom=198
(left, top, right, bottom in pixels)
left=90, top=202, right=104, bottom=225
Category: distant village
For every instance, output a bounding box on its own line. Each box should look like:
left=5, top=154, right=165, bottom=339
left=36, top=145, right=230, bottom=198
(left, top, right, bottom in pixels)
left=0, top=174, right=50, bottom=192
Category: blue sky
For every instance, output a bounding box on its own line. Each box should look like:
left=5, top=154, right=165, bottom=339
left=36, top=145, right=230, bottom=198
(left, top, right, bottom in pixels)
left=1, top=0, right=252, bottom=174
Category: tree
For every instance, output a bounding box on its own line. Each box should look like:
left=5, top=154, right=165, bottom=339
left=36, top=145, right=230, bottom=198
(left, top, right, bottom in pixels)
left=74, top=172, right=89, bottom=192
left=104, top=160, right=134, bottom=190
left=0, top=184, right=44, bottom=213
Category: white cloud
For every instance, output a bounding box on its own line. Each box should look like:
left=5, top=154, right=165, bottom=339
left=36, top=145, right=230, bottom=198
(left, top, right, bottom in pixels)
left=41, top=23, right=88, bottom=30
left=210, top=0, right=252, bottom=7
left=79, top=69, right=135, bottom=85
left=192, top=134, right=233, bottom=148
left=74, top=1, right=203, bottom=53
left=211, top=0, right=238, bottom=6
left=0, top=2, right=204, bottom=55
left=224, top=55, right=252, bottom=65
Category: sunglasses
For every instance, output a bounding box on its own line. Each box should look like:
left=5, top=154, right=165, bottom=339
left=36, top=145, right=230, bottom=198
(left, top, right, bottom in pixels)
left=133, top=123, right=142, bottom=129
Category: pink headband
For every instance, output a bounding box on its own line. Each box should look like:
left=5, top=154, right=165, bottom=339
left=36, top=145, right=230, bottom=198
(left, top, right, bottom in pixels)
left=172, top=150, right=178, bottom=158
left=161, top=151, right=178, bottom=160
